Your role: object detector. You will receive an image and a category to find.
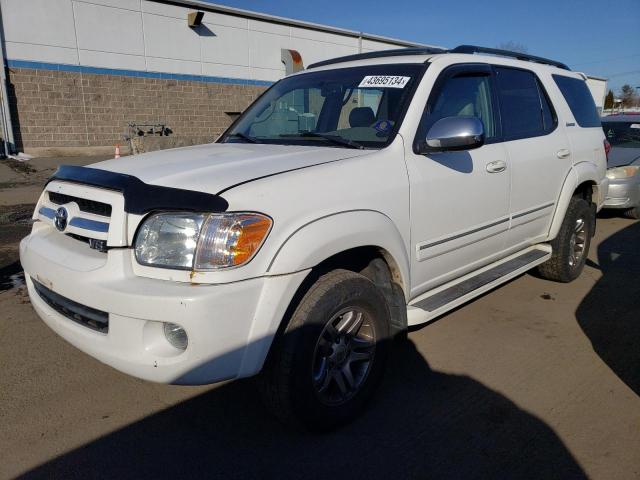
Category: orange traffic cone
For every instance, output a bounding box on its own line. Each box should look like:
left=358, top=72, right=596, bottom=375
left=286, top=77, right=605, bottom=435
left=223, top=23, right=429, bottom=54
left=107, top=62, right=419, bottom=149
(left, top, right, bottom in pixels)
left=115, top=144, right=121, bottom=159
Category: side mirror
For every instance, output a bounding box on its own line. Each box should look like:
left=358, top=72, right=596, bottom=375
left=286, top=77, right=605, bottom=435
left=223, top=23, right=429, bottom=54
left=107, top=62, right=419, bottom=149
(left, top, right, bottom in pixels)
left=417, top=116, right=485, bottom=153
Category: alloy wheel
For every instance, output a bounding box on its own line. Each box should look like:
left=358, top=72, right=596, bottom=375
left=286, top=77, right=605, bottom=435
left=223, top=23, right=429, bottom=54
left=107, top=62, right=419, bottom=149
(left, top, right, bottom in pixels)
left=568, top=216, right=587, bottom=267
left=312, top=307, right=376, bottom=406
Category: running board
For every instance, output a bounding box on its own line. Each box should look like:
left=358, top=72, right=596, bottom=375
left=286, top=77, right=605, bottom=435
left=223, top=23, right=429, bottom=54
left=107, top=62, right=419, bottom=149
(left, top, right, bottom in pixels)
left=407, top=245, right=552, bottom=326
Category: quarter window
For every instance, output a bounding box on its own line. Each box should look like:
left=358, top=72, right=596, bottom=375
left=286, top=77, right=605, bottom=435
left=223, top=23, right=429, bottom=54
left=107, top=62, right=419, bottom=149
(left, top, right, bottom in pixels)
left=553, top=75, right=601, bottom=128
left=495, top=67, right=556, bottom=140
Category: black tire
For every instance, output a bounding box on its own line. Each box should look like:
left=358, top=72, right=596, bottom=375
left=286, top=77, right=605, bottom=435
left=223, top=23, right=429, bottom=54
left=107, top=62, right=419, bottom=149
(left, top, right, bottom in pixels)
left=258, top=269, right=391, bottom=431
left=623, top=207, right=639, bottom=220
left=538, top=196, right=594, bottom=283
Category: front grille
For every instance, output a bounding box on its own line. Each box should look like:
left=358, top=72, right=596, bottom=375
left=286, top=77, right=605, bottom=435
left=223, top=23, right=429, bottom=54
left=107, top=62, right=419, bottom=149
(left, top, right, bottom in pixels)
left=33, top=280, right=109, bottom=333
left=49, top=192, right=112, bottom=217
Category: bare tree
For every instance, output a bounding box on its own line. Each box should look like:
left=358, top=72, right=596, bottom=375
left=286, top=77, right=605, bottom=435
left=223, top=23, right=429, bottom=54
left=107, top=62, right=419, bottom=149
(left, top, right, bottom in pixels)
left=496, top=41, right=529, bottom=53
left=620, top=84, right=638, bottom=108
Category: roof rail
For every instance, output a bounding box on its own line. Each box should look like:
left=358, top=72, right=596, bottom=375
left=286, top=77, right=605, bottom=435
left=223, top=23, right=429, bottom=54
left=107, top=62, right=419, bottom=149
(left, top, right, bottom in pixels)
left=450, top=45, right=570, bottom=70
left=307, top=47, right=447, bottom=69
left=306, top=44, right=570, bottom=71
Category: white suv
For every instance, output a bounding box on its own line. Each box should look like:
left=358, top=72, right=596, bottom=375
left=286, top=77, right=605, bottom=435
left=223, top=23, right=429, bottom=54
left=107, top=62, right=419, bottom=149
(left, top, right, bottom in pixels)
left=21, top=45, right=608, bottom=430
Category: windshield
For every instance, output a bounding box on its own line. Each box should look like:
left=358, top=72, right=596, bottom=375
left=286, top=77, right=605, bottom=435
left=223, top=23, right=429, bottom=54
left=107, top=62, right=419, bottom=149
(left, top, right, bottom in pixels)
left=602, top=121, right=640, bottom=148
left=220, top=64, right=425, bottom=149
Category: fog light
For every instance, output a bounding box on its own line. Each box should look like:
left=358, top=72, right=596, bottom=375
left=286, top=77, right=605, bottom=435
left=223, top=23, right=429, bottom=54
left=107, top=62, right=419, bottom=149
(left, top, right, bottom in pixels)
left=163, top=322, right=188, bottom=350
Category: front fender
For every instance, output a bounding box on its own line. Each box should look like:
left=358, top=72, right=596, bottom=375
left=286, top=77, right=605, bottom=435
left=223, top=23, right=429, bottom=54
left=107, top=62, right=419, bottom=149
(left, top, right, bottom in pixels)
left=267, top=210, right=410, bottom=297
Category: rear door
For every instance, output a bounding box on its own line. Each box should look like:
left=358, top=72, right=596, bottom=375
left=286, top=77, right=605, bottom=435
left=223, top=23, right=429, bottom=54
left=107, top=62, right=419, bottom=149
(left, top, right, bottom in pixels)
left=493, top=66, right=572, bottom=250
left=552, top=74, right=607, bottom=205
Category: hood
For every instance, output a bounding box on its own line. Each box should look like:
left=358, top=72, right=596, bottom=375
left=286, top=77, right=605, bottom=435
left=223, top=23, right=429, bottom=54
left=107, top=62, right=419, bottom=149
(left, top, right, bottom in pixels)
left=607, top=147, right=640, bottom=168
left=90, top=143, right=371, bottom=194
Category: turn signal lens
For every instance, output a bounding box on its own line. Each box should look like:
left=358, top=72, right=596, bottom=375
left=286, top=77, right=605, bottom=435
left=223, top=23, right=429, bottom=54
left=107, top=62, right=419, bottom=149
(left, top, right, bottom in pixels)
left=232, top=215, right=273, bottom=265
left=194, top=213, right=272, bottom=269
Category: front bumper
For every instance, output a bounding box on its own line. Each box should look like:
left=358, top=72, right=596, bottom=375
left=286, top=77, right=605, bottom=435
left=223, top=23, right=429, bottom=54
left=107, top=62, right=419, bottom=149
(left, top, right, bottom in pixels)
left=20, top=229, right=308, bottom=385
left=603, top=176, right=640, bottom=210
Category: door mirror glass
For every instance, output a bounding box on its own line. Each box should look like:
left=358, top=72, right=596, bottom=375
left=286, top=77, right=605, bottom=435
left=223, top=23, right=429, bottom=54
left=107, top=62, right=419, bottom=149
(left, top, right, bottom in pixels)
left=419, top=116, right=485, bottom=153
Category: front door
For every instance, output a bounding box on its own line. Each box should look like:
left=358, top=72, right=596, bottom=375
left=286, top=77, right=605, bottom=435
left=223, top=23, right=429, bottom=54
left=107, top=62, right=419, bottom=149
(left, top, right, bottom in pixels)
left=405, top=64, right=510, bottom=298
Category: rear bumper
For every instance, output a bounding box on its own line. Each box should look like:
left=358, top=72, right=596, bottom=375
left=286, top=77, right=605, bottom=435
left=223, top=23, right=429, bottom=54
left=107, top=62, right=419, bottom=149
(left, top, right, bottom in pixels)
left=20, top=230, right=308, bottom=385
left=603, top=177, right=640, bottom=210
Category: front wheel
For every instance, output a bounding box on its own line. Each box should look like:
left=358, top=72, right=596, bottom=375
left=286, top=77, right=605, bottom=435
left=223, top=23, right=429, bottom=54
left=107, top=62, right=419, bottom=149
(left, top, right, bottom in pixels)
left=538, top=196, right=594, bottom=282
left=258, top=269, right=391, bottom=431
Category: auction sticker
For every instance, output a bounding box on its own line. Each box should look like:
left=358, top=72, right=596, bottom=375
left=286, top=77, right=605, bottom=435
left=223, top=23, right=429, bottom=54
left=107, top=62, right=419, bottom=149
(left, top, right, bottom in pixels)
left=359, top=75, right=410, bottom=88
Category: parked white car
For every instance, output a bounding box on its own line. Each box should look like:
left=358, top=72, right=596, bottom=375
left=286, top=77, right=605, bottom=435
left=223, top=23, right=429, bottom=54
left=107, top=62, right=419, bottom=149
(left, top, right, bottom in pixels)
left=601, top=114, right=640, bottom=218
left=21, top=45, right=608, bottom=430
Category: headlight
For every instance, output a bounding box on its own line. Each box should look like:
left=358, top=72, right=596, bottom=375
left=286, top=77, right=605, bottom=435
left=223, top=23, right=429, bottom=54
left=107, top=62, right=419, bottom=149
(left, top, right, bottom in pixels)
left=135, top=212, right=272, bottom=270
left=135, top=213, right=205, bottom=269
left=606, top=165, right=640, bottom=180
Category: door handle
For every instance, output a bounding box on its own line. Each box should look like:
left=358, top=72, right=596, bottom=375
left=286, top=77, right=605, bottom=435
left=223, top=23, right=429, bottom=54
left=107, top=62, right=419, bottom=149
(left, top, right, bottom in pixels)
left=557, top=149, right=571, bottom=159
left=486, top=160, right=507, bottom=173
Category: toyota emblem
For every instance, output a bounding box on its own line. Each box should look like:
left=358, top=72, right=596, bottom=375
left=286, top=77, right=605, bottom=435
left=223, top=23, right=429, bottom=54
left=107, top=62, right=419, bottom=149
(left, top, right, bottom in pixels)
left=54, top=207, right=68, bottom=231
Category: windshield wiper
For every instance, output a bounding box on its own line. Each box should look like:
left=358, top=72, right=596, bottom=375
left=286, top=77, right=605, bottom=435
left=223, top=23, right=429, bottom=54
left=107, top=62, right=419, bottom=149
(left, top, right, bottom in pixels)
left=280, top=132, right=365, bottom=149
left=226, top=132, right=259, bottom=143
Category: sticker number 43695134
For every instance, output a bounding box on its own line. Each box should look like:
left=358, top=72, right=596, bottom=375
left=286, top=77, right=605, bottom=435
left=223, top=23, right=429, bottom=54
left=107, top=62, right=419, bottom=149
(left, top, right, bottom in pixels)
left=358, top=76, right=411, bottom=89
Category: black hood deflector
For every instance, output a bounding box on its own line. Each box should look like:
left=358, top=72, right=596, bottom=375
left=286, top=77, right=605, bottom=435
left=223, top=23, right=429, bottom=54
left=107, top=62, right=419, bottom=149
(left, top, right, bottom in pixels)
left=48, top=165, right=229, bottom=215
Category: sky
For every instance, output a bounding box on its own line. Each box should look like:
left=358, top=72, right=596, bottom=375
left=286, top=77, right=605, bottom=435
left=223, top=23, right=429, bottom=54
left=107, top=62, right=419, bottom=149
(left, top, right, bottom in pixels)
left=207, top=0, right=640, bottom=95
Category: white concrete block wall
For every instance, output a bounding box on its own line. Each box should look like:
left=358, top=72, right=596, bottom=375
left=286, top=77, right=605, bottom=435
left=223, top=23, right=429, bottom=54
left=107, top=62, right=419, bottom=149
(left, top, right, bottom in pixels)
left=361, top=39, right=399, bottom=52
left=200, top=24, right=250, bottom=67
left=2, top=0, right=78, bottom=64
left=74, top=2, right=145, bottom=56
left=0, top=0, right=420, bottom=82
left=586, top=77, right=607, bottom=111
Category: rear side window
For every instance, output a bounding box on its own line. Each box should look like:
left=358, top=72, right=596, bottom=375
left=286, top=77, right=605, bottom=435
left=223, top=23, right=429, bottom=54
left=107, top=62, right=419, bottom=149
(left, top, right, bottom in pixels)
left=495, top=67, right=556, bottom=140
left=552, top=75, right=600, bottom=128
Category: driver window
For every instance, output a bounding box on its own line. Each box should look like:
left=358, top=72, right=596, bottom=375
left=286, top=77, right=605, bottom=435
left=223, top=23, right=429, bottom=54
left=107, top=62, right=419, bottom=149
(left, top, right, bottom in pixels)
left=425, top=73, right=496, bottom=139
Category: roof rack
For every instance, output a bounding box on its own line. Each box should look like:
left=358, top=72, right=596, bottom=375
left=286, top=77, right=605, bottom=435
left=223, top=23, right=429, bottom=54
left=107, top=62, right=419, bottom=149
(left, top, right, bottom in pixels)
left=449, top=45, right=570, bottom=70
left=307, top=47, right=448, bottom=69
left=306, top=44, right=570, bottom=71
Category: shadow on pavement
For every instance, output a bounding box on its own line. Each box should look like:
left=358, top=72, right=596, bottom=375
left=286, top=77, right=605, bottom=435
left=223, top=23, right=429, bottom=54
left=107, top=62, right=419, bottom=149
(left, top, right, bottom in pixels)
left=576, top=220, right=640, bottom=396
left=21, top=340, right=586, bottom=479
left=0, top=260, right=24, bottom=292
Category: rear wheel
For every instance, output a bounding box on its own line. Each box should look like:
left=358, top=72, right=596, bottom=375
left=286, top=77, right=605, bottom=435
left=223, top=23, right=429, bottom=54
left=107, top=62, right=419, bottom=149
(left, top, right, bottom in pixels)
left=259, top=269, right=391, bottom=431
left=538, top=195, right=594, bottom=283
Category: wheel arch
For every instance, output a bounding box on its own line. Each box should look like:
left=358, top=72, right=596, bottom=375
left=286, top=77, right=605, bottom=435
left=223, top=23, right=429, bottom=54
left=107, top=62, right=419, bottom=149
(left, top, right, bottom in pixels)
left=548, top=164, right=600, bottom=240
left=260, top=211, right=411, bottom=366
left=267, top=209, right=410, bottom=295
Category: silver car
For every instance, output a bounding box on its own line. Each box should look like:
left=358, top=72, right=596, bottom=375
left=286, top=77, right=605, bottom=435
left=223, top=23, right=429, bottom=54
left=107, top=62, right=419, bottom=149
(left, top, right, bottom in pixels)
left=602, top=115, right=640, bottom=219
